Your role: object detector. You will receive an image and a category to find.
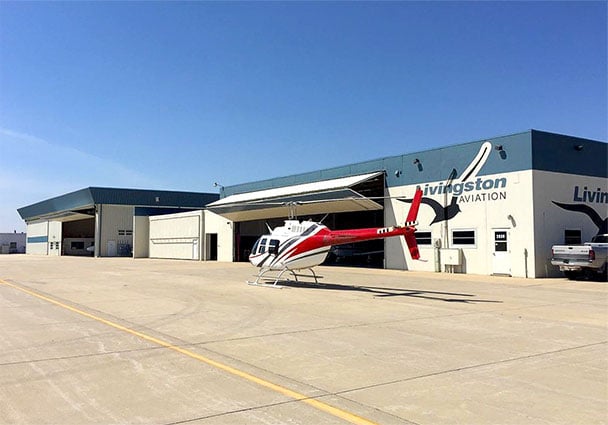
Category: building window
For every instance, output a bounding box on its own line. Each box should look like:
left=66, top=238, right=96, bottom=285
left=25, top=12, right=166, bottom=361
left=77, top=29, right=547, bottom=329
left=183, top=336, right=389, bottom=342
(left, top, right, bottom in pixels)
left=415, top=231, right=432, bottom=246
left=258, top=238, right=267, bottom=254
left=564, top=229, right=581, bottom=245
left=118, top=230, right=133, bottom=236
left=452, top=229, right=476, bottom=247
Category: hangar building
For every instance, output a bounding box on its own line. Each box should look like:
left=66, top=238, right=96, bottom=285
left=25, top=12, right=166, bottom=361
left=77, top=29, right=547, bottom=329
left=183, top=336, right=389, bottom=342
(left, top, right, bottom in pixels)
left=17, top=130, right=607, bottom=278
left=206, top=130, right=607, bottom=278
left=17, top=188, right=218, bottom=259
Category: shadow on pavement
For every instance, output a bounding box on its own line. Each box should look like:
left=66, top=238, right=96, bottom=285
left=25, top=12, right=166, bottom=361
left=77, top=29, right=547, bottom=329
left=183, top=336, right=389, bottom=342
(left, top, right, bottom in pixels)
left=273, top=280, right=503, bottom=303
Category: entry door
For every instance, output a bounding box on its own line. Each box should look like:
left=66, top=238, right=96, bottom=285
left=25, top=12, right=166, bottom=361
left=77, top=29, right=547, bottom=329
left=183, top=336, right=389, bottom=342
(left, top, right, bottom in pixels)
left=492, top=229, right=511, bottom=275
left=107, top=240, right=117, bottom=257
left=206, top=233, right=218, bottom=261
left=49, top=241, right=60, bottom=256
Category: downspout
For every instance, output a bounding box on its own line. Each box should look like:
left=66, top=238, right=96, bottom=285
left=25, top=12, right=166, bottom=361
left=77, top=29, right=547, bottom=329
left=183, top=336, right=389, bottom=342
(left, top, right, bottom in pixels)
left=95, top=204, right=102, bottom=257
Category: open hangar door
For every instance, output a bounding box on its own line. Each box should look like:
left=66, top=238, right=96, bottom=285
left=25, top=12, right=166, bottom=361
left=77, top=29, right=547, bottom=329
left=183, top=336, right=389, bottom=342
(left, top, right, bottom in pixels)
left=235, top=209, right=385, bottom=268
left=62, top=217, right=95, bottom=256
left=46, top=208, right=96, bottom=256
left=209, top=172, right=387, bottom=268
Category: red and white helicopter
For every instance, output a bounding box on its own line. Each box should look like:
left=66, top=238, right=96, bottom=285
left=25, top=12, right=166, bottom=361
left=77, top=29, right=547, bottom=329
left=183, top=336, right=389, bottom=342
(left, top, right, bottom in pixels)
left=247, top=188, right=423, bottom=287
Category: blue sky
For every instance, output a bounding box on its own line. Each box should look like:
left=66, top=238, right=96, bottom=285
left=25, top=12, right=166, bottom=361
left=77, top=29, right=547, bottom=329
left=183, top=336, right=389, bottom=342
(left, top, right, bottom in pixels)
left=1, top=1, right=606, bottom=232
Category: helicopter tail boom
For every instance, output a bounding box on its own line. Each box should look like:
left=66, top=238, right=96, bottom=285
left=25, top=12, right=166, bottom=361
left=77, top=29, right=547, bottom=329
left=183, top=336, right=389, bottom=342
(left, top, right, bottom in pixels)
left=322, top=187, right=423, bottom=259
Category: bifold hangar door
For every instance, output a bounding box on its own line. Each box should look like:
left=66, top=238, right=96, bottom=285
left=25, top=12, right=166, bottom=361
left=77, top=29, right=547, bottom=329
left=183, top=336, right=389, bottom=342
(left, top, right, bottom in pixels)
left=206, top=171, right=385, bottom=221
left=207, top=171, right=386, bottom=265
left=149, top=211, right=202, bottom=260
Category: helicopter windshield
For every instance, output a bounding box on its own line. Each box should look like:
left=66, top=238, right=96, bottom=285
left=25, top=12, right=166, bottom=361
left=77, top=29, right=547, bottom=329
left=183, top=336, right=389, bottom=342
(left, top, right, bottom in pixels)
left=250, top=237, right=280, bottom=256
left=251, top=238, right=261, bottom=255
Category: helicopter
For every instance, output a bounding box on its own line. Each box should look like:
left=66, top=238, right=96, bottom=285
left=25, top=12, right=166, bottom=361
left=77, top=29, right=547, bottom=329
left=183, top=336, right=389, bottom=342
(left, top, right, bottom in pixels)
left=247, top=188, right=423, bottom=287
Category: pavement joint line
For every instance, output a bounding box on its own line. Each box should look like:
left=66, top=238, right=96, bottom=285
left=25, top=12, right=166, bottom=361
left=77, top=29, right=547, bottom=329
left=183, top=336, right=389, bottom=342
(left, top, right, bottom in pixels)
left=0, top=278, right=380, bottom=425
left=0, top=346, right=168, bottom=368
left=158, top=395, right=420, bottom=425
left=333, top=340, right=608, bottom=397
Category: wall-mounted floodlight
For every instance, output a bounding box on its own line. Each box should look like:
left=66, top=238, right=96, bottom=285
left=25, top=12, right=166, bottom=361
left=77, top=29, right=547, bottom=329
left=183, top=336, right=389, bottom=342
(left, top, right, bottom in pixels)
left=495, top=144, right=507, bottom=159
left=507, top=214, right=516, bottom=227
left=395, top=170, right=401, bottom=177
left=574, top=145, right=584, bottom=151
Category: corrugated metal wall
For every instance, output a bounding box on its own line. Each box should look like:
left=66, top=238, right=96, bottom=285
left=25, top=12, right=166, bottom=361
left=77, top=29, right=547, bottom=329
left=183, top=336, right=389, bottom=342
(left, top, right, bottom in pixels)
left=99, top=205, right=134, bottom=257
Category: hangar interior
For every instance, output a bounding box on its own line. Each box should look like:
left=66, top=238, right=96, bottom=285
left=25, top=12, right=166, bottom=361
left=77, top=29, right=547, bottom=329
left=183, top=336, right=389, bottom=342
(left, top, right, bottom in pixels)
left=60, top=215, right=96, bottom=256
left=208, top=172, right=388, bottom=267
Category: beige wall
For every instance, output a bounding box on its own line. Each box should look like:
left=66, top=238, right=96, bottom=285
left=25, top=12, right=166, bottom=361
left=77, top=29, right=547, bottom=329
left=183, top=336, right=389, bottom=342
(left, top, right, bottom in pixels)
left=48, top=221, right=62, bottom=256
left=133, top=216, right=149, bottom=258
left=99, top=205, right=134, bottom=257
left=385, top=170, right=536, bottom=277
left=203, top=210, right=233, bottom=262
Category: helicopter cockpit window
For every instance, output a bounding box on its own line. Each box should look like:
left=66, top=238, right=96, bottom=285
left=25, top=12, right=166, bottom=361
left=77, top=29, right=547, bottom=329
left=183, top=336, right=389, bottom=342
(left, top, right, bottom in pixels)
left=258, top=238, right=268, bottom=254
left=268, top=239, right=279, bottom=255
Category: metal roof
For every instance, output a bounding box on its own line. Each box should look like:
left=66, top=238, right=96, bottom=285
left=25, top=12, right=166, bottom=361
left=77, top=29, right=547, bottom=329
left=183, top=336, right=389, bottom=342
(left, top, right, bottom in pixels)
left=18, top=187, right=219, bottom=222
left=223, top=130, right=606, bottom=197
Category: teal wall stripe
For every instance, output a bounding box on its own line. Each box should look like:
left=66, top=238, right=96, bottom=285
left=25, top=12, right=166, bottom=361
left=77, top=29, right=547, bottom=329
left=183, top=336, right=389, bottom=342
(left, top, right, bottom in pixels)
left=27, top=236, right=48, bottom=243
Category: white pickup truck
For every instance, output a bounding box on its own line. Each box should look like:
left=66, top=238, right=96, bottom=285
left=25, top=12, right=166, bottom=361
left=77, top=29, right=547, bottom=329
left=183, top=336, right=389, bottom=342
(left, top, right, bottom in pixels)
left=551, top=234, right=608, bottom=281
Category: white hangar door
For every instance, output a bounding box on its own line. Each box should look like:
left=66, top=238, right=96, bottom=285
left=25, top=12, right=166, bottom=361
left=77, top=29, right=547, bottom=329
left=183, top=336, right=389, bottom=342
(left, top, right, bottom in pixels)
left=26, top=221, right=50, bottom=255
left=492, top=229, right=511, bottom=276
left=149, top=212, right=202, bottom=260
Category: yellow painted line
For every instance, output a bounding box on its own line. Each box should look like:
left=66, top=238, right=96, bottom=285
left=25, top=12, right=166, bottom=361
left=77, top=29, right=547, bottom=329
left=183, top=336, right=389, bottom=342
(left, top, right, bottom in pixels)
left=0, top=278, right=379, bottom=425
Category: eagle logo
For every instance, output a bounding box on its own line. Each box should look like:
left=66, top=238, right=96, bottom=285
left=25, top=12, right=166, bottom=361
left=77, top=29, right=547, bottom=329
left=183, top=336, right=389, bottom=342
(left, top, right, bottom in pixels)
left=552, top=201, right=607, bottom=235
left=399, top=141, right=492, bottom=224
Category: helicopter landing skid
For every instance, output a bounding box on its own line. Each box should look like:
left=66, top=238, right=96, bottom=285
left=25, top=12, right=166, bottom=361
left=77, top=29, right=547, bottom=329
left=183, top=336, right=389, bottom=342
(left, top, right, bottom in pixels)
left=247, top=267, right=322, bottom=288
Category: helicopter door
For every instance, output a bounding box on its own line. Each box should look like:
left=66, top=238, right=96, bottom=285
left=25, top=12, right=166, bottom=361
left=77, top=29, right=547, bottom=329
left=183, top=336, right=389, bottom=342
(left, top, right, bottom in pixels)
left=268, top=239, right=279, bottom=255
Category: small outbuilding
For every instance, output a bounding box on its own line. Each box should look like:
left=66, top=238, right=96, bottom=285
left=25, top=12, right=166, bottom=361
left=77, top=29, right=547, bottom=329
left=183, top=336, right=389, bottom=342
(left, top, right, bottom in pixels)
left=0, top=232, right=26, bottom=254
